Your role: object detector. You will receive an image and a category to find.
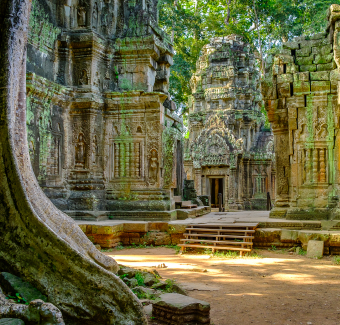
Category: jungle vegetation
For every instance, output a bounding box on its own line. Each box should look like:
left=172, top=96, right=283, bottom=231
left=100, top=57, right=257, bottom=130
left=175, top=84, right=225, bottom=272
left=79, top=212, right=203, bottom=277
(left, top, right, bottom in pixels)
left=158, top=0, right=340, bottom=115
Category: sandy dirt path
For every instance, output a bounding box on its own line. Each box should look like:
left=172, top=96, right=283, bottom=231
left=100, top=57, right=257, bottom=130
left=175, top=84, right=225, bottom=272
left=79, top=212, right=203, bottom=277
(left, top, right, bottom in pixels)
left=105, top=248, right=340, bottom=325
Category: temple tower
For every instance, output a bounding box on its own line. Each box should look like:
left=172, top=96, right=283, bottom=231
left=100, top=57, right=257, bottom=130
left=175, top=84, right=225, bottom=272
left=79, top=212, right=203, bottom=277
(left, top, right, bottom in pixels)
left=185, top=35, right=275, bottom=210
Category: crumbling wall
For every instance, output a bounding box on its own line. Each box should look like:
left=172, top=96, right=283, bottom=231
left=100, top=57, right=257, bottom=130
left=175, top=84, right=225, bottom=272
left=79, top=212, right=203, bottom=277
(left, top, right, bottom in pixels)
left=262, top=4, right=340, bottom=220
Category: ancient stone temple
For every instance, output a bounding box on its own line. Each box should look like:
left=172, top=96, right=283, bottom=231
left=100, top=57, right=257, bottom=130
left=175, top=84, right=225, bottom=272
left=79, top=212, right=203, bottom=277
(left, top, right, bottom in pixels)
left=185, top=35, right=275, bottom=210
left=262, top=4, right=340, bottom=220
left=26, top=0, right=184, bottom=220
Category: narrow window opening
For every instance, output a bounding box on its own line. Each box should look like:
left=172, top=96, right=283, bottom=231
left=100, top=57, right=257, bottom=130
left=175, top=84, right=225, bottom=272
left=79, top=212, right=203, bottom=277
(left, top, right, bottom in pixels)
left=291, top=49, right=296, bottom=57
left=283, top=64, right=287, bottom=74
left=304, top=95, right=307, bottom=107
left=290, top=83, right=294, bottom=96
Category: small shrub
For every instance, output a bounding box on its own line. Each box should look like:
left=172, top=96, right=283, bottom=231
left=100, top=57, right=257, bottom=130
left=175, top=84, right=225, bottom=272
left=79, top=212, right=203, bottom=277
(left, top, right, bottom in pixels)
left=119, top=273, right=128, bottom=280
left=132, top=289, right=146, bottom=299
left=296, top=247, right=306, bottom=256
left=135, top=272, right=145, bottom=286
left=6, top=293, right=28, bottom=305
left=164, top=279, right=176, bottom=293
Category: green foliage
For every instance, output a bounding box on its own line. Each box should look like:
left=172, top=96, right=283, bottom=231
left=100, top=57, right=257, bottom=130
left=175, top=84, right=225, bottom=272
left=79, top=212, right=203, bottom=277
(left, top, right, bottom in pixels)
left=6, top=293, right=28, bottom=305
left=261, top=105, right=271, bottom=130
left=333, top=255, right=340, bottom=265
left=164, top=279, right=177, bottom=293
left=131, top=288, right=157, bottom=300
left=119, top=273, right=129, bottom=280
left=296, top=247, right=307, bottom=256
left=135, top=272, right=145, bottom=286
left=182, top=247, right=263, bottom=258
left=269, top=245, right=277, bottom=251
left=112, top=243, right=181, bottom=253
left=114, top=242, right=125, bottom=250
left=101, top=248, right=114, bottom=252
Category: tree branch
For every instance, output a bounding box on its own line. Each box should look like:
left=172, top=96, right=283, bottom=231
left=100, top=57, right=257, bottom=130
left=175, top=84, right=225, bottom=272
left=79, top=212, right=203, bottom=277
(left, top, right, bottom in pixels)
left=224, top=0, right=231, bottom=27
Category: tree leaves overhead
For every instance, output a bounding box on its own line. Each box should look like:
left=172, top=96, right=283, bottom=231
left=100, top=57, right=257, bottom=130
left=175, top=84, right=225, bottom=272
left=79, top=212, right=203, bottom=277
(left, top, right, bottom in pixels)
left=159, top=0, right=340, bottom=114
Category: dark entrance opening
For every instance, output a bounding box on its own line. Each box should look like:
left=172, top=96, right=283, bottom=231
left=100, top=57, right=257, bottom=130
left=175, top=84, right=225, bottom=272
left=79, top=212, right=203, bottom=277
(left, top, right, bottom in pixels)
left=210, top=178, right=223, bottom=208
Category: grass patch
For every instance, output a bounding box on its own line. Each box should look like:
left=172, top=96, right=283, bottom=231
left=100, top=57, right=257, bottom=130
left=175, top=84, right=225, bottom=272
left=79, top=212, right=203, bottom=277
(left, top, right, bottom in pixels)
left=101, top=248, right=114, bottom=252
left=268, top=247, right=289, bottom=254
left=111, top=243, right=181, bottom=253
left=181, top=248, right=263, bottom=259
left=296, top=247, right=307, bottom=256
left=268, top=245, right=277, bottom=251
left=333, top=255, right=340, bottom=265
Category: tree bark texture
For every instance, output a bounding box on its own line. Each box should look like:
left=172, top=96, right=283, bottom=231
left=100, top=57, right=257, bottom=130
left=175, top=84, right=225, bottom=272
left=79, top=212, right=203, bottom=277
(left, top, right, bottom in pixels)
left=253, top=0, right=264, bottom=73
left=0, top=0, right=147, bottom=324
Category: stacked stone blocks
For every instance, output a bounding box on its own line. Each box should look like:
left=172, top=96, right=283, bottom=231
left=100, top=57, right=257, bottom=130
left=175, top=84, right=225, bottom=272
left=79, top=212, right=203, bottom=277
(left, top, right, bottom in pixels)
left=262, top=5, right=340, bottom=220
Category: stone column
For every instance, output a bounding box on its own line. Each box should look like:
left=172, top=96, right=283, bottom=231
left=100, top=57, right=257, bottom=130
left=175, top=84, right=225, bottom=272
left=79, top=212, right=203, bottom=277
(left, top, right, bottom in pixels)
left=114, top=143, right=119, bottom=178
left=194, top=168, right=202, bottom=196
left=130, top=142, right=135, bottom=178
left=320, top=148, right=326, bottom=183
left=125, top=142, right=130, bottom=177
left=313, top=148, right=318, bottom=183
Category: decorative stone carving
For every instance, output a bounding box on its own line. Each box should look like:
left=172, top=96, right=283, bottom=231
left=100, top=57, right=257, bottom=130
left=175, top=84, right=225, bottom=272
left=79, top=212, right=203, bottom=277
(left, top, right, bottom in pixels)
left=149, top=149, right=159, bottom=184
left=75, top=133, right=86, bottom=168
left=77, top=1, right=87, bottom=27
left=92, top=2, right=98, bottom=29
left=78, top=69, right=88, bottom=85
left=92, top=135, right=98, bottom=166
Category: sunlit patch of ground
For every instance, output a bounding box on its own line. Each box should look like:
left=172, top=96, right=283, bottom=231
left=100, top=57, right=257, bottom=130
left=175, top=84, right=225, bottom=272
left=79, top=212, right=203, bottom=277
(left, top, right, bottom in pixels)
left=105, top=247, right=340, bottom=325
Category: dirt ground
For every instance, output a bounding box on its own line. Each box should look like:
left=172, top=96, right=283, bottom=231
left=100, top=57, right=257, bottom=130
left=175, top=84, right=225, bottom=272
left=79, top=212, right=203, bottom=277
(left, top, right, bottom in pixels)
left=105, top=247, right=340, bottom=325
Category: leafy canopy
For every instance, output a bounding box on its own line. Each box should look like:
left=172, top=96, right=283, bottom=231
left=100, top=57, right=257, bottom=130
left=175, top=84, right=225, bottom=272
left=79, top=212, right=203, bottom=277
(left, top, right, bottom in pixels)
left=158, top=0, right=340, bottom=115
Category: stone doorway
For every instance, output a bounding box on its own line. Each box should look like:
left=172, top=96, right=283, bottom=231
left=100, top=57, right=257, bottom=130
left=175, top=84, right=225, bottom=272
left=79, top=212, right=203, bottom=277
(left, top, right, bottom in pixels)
left=210, top=178, right=223, bottom=208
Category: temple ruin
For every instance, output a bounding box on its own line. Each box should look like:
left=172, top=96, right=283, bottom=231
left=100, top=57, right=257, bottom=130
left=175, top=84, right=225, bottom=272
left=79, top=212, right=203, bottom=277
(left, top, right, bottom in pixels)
left=262, top=4, right=340, bottom=220
left=26, top=0, right=185, bottom=221
left=185, top=35, right=275, bottom=210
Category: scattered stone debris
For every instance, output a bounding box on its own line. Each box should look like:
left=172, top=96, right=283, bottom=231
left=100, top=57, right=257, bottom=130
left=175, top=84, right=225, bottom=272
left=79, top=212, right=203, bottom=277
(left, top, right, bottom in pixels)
left=155, top=263, right=168, bottom=268
left=152, top=293, right=210, bottom=325
left=117, top=265, right=187, bottom=303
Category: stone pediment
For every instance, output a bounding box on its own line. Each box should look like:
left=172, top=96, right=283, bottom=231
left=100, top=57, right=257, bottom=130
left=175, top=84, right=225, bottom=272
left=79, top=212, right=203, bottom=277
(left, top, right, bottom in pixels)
left=191, top=114, right=243, bottom=168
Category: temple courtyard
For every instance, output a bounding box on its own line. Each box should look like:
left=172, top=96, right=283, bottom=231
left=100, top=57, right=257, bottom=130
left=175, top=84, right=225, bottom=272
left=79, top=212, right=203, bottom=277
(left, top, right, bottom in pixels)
left=109, top=246, right=340, bottom=325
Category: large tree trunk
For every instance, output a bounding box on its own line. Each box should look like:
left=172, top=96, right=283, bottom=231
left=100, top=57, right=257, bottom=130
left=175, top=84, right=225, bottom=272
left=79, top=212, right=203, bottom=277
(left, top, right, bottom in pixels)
left=0, top=0, right=146, bottom=324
